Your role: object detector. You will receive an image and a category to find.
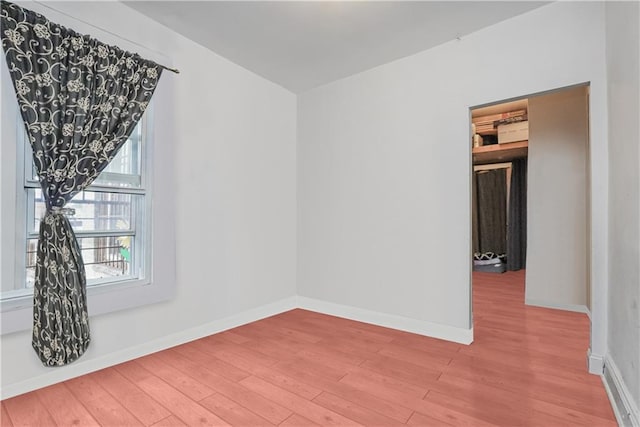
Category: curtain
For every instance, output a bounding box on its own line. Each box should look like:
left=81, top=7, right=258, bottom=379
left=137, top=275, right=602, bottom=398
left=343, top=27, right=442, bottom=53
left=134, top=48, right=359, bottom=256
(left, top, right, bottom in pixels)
left=472, top=172, right=480, bottom=254
left=1, top=1, right=162, bottom=366
left=475, top=169, right=507, bottom=255
left=507, top=158, right=527, bottom=271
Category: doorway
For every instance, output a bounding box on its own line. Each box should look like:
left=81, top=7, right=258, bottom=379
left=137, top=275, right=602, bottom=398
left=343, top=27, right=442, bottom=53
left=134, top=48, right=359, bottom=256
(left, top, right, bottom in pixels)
left=469, top=84, right=591, bottom=342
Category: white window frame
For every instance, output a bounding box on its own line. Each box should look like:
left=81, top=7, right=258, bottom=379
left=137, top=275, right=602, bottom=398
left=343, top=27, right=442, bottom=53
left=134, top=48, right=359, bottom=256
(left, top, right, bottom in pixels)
left=5, top=116, right=153, bottom=305
left=1, top=62, right=175, bottom=336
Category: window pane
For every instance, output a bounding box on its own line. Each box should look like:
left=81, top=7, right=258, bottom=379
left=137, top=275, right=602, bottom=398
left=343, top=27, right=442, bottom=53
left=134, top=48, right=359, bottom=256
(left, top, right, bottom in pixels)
left=25, top=124, right=143, bottom=188
left=93, top=125, right=142, bottom=187
left=26, top=236, right=133, bottom=289
left=26, top=239, right=37, bottom=289
left=31, top=189, right=138, bottom=233
left=82, top=236, right=133, bottom=282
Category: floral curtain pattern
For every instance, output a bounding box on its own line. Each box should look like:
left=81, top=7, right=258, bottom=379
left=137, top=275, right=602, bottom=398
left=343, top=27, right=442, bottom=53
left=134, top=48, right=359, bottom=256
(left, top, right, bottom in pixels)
left=1, top=0, right=162, bottom=366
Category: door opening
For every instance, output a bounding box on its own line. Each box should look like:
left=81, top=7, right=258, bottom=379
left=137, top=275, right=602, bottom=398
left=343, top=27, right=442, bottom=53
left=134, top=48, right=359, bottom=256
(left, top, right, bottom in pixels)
left=469, top=84, right=591, bottom=365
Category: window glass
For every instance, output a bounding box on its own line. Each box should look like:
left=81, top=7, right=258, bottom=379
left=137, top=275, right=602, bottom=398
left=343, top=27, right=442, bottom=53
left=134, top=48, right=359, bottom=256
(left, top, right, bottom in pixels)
left=30, top=189, right=138, bottom=233
left=26, top=236, right=134, bottom=289
left=9, top=120, right=149, bottom=298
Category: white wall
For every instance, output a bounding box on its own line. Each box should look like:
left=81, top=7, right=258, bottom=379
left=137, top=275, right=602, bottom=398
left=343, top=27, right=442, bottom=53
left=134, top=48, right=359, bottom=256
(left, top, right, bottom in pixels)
left=1, top=1, right=297, bottom=395
left=605, top=0, right=640, bottom=415
left=298, top=1, right=609, bottom=353
left=526, top=87, right=589, bottom=311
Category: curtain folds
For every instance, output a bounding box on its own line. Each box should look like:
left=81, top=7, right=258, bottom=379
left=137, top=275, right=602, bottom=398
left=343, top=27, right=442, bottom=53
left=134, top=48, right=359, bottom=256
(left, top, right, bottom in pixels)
left=472, top=172, right=480, bottom=254
left=507, top=158, right=527, bottom=271
left=1, top=0, right=162, bottom=365
left=475, top=169, right=507, bottom=255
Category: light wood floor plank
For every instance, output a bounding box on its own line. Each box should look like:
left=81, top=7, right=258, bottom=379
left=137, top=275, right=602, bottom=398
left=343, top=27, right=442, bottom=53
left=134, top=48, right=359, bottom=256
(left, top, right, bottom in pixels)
left=156, top=348, right=293, bottom=425
left=311, top=392, right=404, bottom=427
left=407, top=410, right=454, bottom=426
left=0, top=402, right=14, bottom=427
left=272, top=361, right=414, bottom=423
left=3, top=393, right=55, bottom=426
left=170, top=344, right=251, bottom=382
left=135, top=376, right=229, bottom=426
left=136, top=353, right=216, bottom=401
left=35, top=383, right=100, bottom=426
left=278, top=413, right=321, bottom=427
left=89, top=368, right=172, bottom=426
left=199, top=393, right=274, bottom=427
left=65, top=375, right=143, bottom=426
left=150, top=415, right=188, bottom=426
left=239, top=376, right=362, bottom=427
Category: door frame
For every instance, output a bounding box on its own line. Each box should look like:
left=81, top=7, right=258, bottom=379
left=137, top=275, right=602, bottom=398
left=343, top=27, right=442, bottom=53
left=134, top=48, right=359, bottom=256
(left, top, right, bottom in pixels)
left=467, top=82, right=597, bottom=371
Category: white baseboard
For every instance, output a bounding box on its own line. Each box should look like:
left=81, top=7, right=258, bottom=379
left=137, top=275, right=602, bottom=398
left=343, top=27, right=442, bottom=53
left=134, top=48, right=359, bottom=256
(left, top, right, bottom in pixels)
left=297, top=296, right=474, bottom=345
left=0, top=296, right=298, bottom=400
left=603, top=355, right=640, bottom=427
left=525, top=298, right=590, bottom=315
left=587, top=348, right=605, bottom=374
left=2, top=295, right=477, bottom=399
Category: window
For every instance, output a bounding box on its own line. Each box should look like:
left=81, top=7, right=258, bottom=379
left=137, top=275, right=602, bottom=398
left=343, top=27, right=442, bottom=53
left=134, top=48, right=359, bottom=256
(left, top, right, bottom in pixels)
left=2, top=116, right=152, bottom=303
left=1, top=44, right=174, bottom=336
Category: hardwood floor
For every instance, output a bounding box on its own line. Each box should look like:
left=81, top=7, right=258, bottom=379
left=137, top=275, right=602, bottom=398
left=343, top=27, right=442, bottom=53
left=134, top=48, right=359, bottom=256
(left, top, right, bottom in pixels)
left=2, top=271, right=616, bottom=426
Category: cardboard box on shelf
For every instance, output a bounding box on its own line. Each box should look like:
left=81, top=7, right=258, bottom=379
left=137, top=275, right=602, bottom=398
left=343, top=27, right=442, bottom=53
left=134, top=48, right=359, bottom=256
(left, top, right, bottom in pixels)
left=498, top=121, right=528, bottom=144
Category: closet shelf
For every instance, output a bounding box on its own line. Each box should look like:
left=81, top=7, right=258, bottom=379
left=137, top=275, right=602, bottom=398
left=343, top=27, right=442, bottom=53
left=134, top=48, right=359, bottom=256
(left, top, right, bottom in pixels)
left=473, top=140, right=528, bottom=165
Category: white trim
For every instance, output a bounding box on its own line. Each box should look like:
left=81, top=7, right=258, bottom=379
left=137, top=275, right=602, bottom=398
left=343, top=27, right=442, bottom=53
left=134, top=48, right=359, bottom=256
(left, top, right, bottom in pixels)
left=587, top=348, right=605, bottom=375
left=603, top=355, right=640, bottom=427
left=1, top=295, right=478, bottom=398
left=0, top=296, right=298, bottom=400
left=524, top=298, right=590, bottom=315
left=297, top=296, right=474, bottom=345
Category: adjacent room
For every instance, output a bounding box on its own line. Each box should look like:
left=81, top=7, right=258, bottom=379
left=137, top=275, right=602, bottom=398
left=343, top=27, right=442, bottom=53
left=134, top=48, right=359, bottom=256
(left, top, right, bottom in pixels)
left=1, top=1, right=638, bottom=426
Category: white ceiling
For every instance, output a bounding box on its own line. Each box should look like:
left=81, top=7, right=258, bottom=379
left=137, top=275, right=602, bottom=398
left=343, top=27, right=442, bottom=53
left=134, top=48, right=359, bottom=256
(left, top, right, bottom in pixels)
left=124, top=1, right=548, bottom=93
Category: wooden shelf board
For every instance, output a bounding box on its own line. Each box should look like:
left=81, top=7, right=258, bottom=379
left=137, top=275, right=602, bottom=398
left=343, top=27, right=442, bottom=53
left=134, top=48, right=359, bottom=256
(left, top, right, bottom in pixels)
left=476, top=130, right=498, bottom=136
left=473, top=140, right=528, bottom=153
left=473, top=140, right=528, bottom=165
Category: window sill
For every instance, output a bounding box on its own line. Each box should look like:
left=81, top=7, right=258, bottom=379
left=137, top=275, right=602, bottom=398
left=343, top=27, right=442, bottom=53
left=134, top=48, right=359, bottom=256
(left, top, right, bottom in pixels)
left=1, top=277, right=173, bottom=335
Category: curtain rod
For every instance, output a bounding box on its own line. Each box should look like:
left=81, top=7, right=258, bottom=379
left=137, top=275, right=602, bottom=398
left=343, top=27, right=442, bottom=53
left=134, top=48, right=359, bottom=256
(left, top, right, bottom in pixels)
left=32, top=0, right=179, bottom=74
left=159, top=65, right=180, bottom=75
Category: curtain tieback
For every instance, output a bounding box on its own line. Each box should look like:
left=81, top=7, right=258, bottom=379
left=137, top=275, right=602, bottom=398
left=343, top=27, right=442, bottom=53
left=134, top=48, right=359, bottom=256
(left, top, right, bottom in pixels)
left=48, top=207, right=76, bottom=216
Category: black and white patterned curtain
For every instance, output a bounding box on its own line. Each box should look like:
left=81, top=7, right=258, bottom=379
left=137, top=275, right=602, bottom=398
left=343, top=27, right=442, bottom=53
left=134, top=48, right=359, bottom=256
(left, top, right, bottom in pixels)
left=475, top=169, right=507, bottom=255
left=1, top=0, right=163, bottom=366
left=507, top=158, right=527, bottom=271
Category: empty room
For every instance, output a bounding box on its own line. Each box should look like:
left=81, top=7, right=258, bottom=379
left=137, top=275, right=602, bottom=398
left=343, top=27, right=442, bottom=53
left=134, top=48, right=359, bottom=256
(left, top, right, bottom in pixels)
left=0, top=1, right=638, bottom=426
